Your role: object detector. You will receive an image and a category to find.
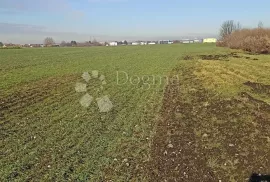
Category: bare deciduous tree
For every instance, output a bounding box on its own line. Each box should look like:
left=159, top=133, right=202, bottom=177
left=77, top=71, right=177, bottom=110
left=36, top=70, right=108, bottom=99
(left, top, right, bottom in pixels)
left=258, top=21, right=264, bottom=28
left=71, top=40, right=77, bottom=46
left=220, top=20, right=241, bottom=39
left=60, top=41, right=67, bottom=47
left=92, top=38, right=97, bottom=43
left=44, top=37, right=55, bottom=47
left=92, top=38, right=101, bottom=46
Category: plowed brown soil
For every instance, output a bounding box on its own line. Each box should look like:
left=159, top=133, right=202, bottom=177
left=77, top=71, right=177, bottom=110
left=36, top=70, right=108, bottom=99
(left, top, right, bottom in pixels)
left=149, top=64, right=270, bottom=182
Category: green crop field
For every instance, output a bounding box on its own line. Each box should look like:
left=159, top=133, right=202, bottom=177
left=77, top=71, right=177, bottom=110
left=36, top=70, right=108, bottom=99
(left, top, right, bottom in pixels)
left=1, top=44, right=270, bottom=181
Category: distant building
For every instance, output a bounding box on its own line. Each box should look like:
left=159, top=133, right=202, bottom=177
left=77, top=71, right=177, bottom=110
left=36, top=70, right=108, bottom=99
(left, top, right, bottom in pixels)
left=140, top=42, right=147, bottom=45
left=29, top=44, right=43, bottom=48
left=181, top=39, right=188, bottom=43
left=148, top=42, right=156, bottom=45
left=194, top=39, right=202, bottom=43
left=4, top=43, right=16, bottom=47
left=181, top=39, right=196, bottom=44
left=132, top=42, right=139, bottom=45
left=121, top=40, right=128, bottom=45
left=99, top=42, right=105, bottom=46
left=76, top=42, right=92, bottom=47
left=109, top=42, right=118, bottom=46
left=203, top=38, right=217, bottom=43
left=159, top=40, right=167, bottom=44
left=159, top=40, right=173, bottom=44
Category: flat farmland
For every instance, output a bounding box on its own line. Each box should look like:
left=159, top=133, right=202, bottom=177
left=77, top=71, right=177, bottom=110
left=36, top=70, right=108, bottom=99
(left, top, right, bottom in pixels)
left=1, top=44, right=270, bottom=181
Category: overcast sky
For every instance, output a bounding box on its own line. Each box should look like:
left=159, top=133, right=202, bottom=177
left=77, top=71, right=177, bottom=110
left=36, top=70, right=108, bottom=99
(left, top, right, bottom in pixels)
left=0, top=0, right=269, bottom=44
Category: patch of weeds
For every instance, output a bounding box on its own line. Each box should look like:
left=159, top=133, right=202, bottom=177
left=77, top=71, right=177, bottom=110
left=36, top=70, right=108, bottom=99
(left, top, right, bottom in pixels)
left=207, top=157, right=219, bottom=169
left=183, top=55, right=195, bottom=60
left=244, top=81, right=270, bottom=95
left=149, top=61, right=270, bottom=182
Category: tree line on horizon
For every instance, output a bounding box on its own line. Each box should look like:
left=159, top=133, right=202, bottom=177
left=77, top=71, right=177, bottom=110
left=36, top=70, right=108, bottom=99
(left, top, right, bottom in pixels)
left=43, top=37, right=106, bottom=47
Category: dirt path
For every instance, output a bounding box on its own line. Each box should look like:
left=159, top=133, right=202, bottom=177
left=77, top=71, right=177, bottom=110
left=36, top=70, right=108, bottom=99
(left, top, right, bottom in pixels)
left=149, top=63, right=270, bottom=181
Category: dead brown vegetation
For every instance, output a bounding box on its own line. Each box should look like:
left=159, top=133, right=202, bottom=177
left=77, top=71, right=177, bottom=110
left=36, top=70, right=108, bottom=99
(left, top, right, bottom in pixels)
left=217, top=28, right=270, bottom=54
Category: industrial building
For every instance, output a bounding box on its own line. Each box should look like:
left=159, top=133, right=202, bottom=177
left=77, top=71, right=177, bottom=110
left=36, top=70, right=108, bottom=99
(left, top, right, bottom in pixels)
left=158, top=40, right=173, bottom=44
left=203, top=38, right=217, bottom=43
left=109, top=42, right=118, bottom=46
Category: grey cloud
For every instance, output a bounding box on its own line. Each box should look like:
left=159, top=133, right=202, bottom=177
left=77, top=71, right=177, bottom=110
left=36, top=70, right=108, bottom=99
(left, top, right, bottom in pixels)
left=0, top=23, right=217, bottom=44
left=0, top=0, right=85, bottom=21
left=0, top=0, right=70, bottom=13
left=0, top=22, right=120, bottom=44
left=0, top=23, right=47, bottom=34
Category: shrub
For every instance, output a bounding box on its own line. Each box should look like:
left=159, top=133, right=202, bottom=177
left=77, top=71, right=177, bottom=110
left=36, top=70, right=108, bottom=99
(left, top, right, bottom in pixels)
left=218, top=28, right=270, bottom=54
left=0, top=46, right=22, bottom=49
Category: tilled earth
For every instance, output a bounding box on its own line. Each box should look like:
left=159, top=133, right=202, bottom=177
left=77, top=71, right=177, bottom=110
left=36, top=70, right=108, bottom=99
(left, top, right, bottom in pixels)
left=149, top=64, right=270, bottom=182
